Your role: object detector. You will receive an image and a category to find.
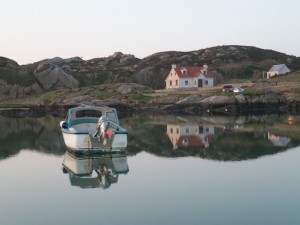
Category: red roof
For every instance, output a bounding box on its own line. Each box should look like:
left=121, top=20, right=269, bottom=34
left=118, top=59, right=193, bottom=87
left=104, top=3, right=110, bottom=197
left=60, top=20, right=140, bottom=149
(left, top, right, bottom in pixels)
left=174, top=66, right=213, bottom=79
left=176, top=136, right=205, bottom=147
left=176, top=134, right=214, bottom=148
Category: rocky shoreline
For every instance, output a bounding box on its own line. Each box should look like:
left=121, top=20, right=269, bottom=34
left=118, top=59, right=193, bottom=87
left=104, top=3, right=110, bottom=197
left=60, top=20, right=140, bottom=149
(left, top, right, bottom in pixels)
left=1, top=91, right=300, bottom=117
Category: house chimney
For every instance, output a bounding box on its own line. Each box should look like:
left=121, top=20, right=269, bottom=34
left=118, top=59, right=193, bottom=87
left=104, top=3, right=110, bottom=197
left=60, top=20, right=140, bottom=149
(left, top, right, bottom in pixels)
left=202, top=64, right=208, bottom=75
left=172, top=64, right=176, bottom=69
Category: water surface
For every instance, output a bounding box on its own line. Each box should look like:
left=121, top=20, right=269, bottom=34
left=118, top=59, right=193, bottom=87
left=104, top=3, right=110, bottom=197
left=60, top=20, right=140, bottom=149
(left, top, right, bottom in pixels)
left=1, top=113, right=300, bottom=225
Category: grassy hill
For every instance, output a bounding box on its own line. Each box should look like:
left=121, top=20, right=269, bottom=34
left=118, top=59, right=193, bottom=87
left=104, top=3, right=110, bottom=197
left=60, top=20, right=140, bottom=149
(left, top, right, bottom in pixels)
left=1, top=45, right=300, bottom=91
left=0, top=57, right=36, bottom=86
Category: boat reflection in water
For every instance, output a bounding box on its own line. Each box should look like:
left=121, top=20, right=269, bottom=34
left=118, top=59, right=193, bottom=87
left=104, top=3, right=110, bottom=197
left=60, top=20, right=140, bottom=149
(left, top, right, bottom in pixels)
left=62, top=151, right=129, bottom=189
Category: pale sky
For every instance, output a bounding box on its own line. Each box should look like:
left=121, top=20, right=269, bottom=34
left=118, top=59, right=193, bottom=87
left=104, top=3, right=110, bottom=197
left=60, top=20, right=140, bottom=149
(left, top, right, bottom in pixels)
left=1, top=0, right=299, bottom=65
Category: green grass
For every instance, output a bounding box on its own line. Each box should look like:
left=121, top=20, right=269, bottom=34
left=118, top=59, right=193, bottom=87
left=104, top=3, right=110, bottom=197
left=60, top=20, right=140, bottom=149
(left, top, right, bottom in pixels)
left=226, top=79, right=253, bottom=84
left=271, top=72, right=300, bottom=82
left=40, top=83, right=154, bottom=104
left=0, top=67, right=36, bottom=86
left=243, top=88, right=268, bottom=95
left=125, top=94, right=155, bottom=102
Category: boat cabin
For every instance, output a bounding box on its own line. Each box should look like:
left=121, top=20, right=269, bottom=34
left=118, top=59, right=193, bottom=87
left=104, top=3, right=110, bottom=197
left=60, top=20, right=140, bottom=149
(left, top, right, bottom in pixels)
left=65, top=106, right=120, bottom=130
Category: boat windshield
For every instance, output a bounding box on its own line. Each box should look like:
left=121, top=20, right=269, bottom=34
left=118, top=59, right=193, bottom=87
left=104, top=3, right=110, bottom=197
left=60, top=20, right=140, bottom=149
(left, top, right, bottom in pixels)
left=106, top=111, right=118, bottom=124
left=75, top=110, right=102, bottom=118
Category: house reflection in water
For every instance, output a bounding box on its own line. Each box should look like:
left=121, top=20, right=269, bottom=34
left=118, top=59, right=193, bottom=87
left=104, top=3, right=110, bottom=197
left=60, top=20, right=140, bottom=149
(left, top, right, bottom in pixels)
left=166, top=123, right=215, bottom=149
left=268, top=133, right=291, bottom=147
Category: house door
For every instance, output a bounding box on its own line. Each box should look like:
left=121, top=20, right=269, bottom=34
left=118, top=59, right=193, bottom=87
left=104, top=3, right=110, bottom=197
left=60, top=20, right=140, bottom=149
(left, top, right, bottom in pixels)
left=199, top=126, right=203, bottom=134
left=198, top=79, right=203, bottom=87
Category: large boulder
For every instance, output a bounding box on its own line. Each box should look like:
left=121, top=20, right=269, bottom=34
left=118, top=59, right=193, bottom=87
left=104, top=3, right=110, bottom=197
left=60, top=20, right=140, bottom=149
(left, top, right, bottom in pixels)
left=235, top=94, right=248, bottom=104
left=71, top=95, right=92, bottom=103
left=251, top=92, right=282, bottom=104
left=260, top=92, right=282, bottom=103
left=117, top=84, right=135, bottom=94
left=34, top=62, right=79, bottom=90
left=9, top=84, right=21, bottom=98
left=283, top=93, right=300, bottom=102
left=0, top=79, right=43, bottom=99
left=200, top=96, right=236, bottom=105
left=176, top=95, right=207, bottom=104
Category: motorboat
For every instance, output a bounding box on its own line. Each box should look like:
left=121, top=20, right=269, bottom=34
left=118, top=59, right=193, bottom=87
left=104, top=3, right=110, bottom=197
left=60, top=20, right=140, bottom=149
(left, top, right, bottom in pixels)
left=62, top=151, right=129, bottom=189
left=60, top=105, right=127, bottom=152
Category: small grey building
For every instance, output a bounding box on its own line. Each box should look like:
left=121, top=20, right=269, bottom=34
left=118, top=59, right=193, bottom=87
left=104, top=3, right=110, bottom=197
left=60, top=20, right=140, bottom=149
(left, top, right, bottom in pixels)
left=267, top=64, right=291, bottom=79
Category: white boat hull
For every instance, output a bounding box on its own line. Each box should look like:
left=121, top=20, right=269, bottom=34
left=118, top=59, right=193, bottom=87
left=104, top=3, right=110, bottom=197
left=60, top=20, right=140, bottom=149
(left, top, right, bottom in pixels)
left=111, top=133, right=127, bottom=148
left=62, top=131, right=127, bottom=151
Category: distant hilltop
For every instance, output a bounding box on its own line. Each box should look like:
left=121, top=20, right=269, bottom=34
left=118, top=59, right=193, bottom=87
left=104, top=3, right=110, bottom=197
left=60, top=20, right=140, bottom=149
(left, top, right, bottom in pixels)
left=0, top=45, right=300, bottom=99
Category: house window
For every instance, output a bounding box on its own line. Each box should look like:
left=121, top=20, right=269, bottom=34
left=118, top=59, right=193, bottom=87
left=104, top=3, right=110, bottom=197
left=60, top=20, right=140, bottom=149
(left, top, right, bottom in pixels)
left=194, top=80, right=196, bottom=85
left=205, top=80, right=208, bottom=85
left=176, top=128, right=179, bottom=134
left=181, top=69, right=187, bottom=75
left=169, top=80, right=172, bottom=86
left=185, top=80, right=188, bottom=85
left=182, top=139, right=188, bottom=144
left=186, top=128, right=189, bottom=133
left=176, top=80, right=178, bottom=86
left=170, top=128, right=173, bottom=133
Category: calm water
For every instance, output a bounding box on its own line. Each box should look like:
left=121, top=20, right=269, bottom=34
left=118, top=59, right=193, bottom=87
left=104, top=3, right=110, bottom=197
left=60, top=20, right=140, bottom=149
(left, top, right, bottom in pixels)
left=1, top=113, right=300, bottom=225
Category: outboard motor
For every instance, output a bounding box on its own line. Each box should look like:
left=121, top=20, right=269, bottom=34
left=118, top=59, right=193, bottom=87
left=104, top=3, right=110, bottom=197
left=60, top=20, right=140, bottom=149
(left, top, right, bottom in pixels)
left=97, top=116, right=110, bottom=142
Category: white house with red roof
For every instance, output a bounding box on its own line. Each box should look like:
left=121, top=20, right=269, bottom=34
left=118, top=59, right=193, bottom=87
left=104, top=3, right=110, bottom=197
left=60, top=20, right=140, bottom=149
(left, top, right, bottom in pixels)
left=165, top=64, right=214, bottom=89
